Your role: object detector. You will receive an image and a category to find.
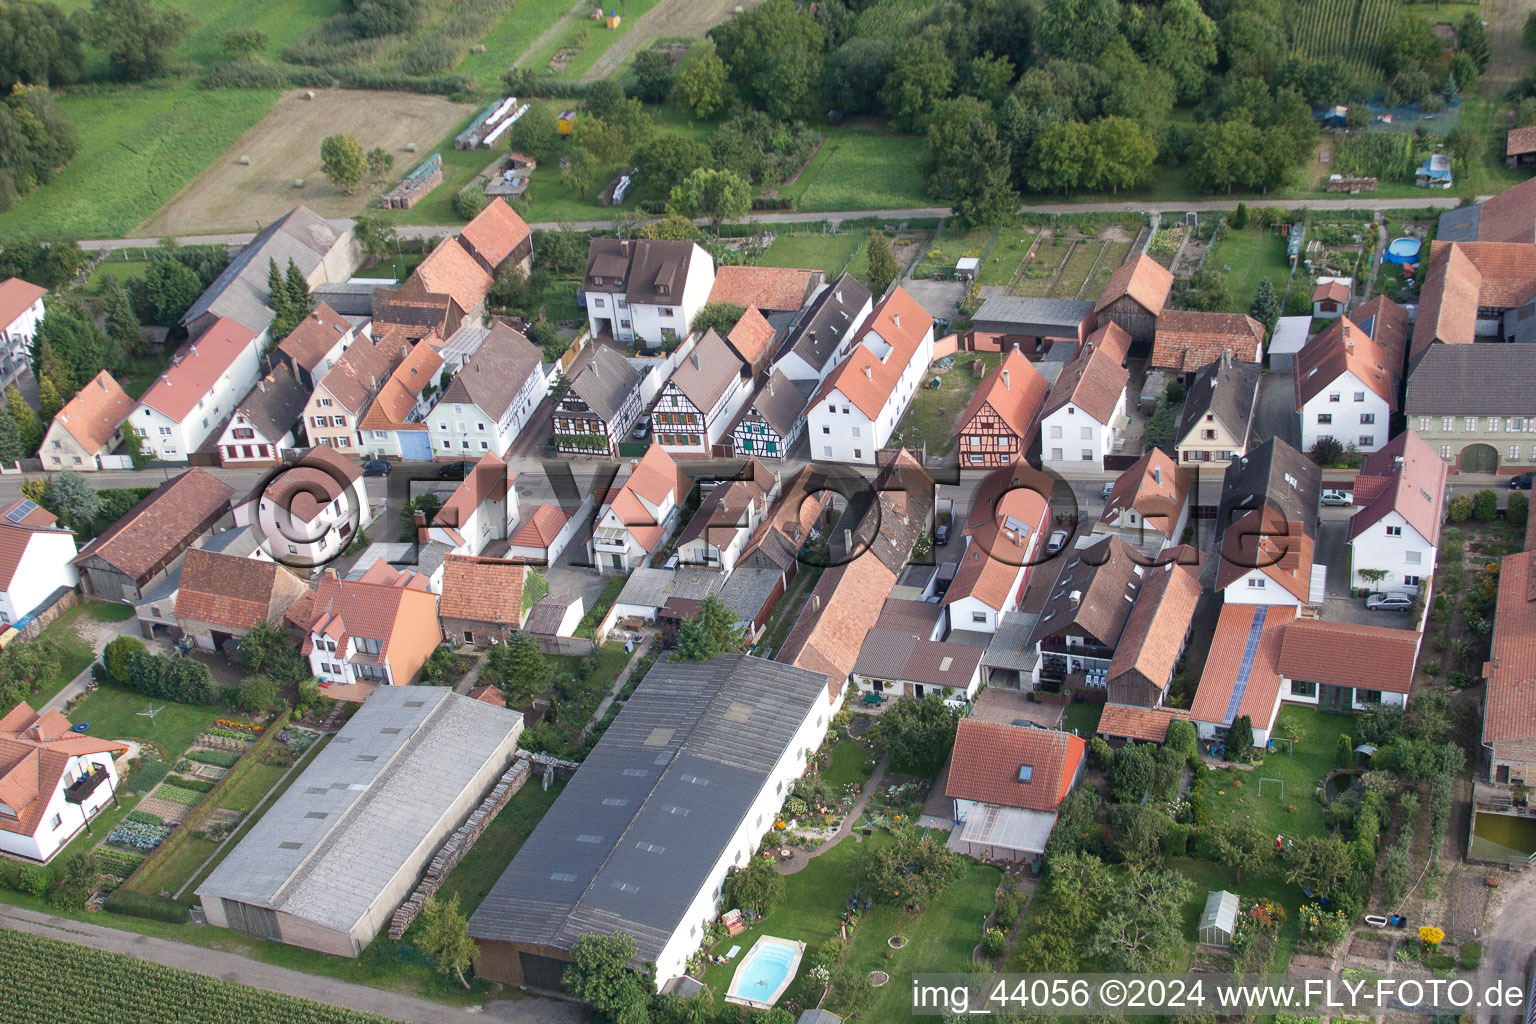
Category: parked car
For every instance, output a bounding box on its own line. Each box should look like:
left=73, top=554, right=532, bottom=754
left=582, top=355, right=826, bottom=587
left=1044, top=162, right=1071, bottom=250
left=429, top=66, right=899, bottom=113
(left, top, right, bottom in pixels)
left=1046, top=529, right=1069, bottom=554
left=934, top=523, right=950, bottom=546
left=1366, top=592, right=1413, bottom=612
left=362, top=460, right=391, bottom=477
left=1321, top=489, right=1353, bottom=506
left=1101, top=481, right=1115, bottom=499
left=632, top=418, right=650, bottom=440
left=1510, top=473, right=1534, bottom=491
left=433, top=461, right=472, bottom=481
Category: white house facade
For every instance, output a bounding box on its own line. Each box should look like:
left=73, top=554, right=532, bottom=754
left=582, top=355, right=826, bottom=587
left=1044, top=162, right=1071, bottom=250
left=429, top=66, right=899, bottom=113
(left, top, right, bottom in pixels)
left=1299, top=370, right=1391, bottom=454
left=0, top=278, right=45, bottom=391
left=583, top=239, right=715, bottom=347
left=131, top=318, right=261, bottom=461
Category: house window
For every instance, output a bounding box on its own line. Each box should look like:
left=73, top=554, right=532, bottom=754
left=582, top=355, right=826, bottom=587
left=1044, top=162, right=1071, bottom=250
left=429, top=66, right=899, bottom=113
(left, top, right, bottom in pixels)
left=1317, top=413, right=1332, bottom=425
left=1328, top=393, right=1340, bottom=403
left=463, top=631, right=474, bottom=643
left=1359, top=413, right=1375, bottom=424
left=477, top=423, right=486, bottom=431
left=1354, top=391, right=1366, bottom=402
left=481, top=441, right=489, bottom=450
left=1050, top=425, right=1062, bottom=439
left=971, top=611, right=987, bottom=624
left=1405, top=550, right=1421, bottom=564
left=827, top=403, right=836, bottom=414
left=338, top=437, right=350, bottom=448
left=617, top=299, right=627, bottom=309
left=1247, top=577, right=1266, bottom=588
left=1440, top=444, right=1451, bottom=460
left=356, top=637, right=382, bottom=655
left=1291, top=679, right=1316, bottom=697
left=50, top=813, right=62, bottom=829
left=1358, top=435, right=1374, bottom=447
left=851, top=426, right=860, bottom=438
left=319, top=398, right=333, bottom=407
left=233, top=427, right=254, bottom=439
left=1051, top=448, right=1063, bottom=461
left=1081, top=449, right=1092, bottom=461
left=1466, top=417, right=1478, bottom=432
left=1418, top=417, right=1430, bottom=431
left=335, top=415, right=346, bottom=426
left=1202, top=429, right=1216, bottom=440
left=821, top=425, right=829, bottom=434
left=1385, top=525, right=1402, bottom=537
left=853, top=449, right=862, bottom=459
left=660, top=307, right=675, bottom=318
left=1511, top=445, right=1522, bottom=462
left=1404, top=575, right=1421, bottom=587
left=1443, top=417, right=1455, bottom=431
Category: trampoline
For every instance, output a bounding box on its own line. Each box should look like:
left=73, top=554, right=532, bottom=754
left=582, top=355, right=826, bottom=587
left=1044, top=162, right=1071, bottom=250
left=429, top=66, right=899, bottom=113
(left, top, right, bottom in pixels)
left=1384, top=238, right=1421, bottom=266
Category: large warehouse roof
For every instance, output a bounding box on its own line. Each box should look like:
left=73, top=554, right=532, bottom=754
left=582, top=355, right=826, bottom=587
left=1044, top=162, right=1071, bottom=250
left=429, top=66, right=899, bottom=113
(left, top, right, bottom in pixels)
left=198, top=687, right=523, bottom=935
left=469, top=655, right=829, bottom=965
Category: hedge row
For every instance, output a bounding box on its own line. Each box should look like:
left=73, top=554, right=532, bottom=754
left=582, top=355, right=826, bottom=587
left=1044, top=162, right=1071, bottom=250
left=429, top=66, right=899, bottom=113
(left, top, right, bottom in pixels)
left=103, top=889, right=188, bottom=923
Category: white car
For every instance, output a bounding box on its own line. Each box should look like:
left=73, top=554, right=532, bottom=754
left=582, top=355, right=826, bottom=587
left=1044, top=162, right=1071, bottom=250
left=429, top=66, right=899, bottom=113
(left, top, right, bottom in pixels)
left=1321, top=489, right=1354, bottom=507
left=1046, top=530, right=1069, bottom=554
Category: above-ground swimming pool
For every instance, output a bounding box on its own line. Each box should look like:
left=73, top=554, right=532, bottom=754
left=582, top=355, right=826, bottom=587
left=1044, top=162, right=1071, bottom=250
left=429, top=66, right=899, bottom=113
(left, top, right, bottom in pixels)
left=725, top=936, right=805, bottom=1009
left=1384, top=237, right=1421, bottom=265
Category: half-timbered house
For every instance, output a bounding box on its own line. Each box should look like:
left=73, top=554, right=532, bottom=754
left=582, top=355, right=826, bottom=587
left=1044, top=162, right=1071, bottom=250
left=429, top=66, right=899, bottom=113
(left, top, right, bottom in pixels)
left=650, top=329, right=750, bottom=455
left=551, top=345, right=644, bottom=456
left=730, top=370, right=815, bottom=460
left=954, top=350, right=1049, bottom=467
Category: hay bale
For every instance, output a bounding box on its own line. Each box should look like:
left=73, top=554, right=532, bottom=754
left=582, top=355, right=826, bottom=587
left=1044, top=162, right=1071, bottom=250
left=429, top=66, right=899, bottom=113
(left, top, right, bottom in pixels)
left=294, top=178, right=305, bottom=188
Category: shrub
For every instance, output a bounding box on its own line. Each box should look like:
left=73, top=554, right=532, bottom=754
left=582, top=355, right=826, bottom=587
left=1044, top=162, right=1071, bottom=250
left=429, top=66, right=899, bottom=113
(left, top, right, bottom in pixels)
left=452, top=186, right=487, bottom=220
left=1165, top=823, right=1190, bottom=857
left=1460, top=940, right=1482, bottom=968
left=814, top=936, right=845, bottom=970
left=236, top=674, right=278, bottom=714
left=103, top=635, right=146, bottom=684
left=103, top=888, right=188, bottom=923
left=1510, top=492, right=1529, bottom=528
left=1472, top=489, right=1498, bottom=521
left=401, top=35, right=458, bottom=76
left=1087, top=736, right=1113, bottom=770
left=982, top=928, right=1007, bottom=957
left=1448, top=493, right=1474, bottom=522
left=15, top=865, right=51, bottom=896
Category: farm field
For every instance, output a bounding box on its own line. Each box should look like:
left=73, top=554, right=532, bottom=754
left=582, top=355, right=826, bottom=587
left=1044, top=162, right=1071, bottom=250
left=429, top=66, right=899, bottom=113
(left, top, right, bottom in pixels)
left=140, top=91, right=474, bottom=236
left=0, top=928, right=401, bottom=1024
left=1007, top=232, right=1122, bottom=300
left=579, top=0, right=768, bottom=83
left=1288, top=0, right=1402, bottom=73
left=760, top=232, right=865, bottom=278
left=783, top=129, right=929, bottom=213
left=457, top=0, right=583, bottom=88
left=1205, top=226, right=1294, bottom=314
left=1048, top=240, right=1110, bottom=300
left=1082, top=240, right=1134, bottom=298
left=518, top=0, right=665, bottom=83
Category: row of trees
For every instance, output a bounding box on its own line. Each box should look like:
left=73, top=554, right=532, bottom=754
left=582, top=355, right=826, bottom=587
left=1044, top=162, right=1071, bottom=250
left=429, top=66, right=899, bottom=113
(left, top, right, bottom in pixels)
left=1, top=0, right=188, bottom=90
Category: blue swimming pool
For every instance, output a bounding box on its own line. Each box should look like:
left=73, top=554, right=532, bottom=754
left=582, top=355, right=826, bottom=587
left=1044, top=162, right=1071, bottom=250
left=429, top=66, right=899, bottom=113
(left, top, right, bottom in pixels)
left=725, top=936, right=805, bottom=1009
left=1384, top=237, right=1421, bottom=265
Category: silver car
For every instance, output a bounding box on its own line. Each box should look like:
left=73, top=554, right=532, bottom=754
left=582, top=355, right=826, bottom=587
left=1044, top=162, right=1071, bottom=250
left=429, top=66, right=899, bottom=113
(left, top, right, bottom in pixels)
left=1366, top=592, right=1412, bottom=612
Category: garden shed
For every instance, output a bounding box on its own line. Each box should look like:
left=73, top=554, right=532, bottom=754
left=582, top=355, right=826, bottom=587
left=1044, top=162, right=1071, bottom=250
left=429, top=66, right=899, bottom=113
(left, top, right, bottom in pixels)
left=1199, top=890, right=1240, bottom=947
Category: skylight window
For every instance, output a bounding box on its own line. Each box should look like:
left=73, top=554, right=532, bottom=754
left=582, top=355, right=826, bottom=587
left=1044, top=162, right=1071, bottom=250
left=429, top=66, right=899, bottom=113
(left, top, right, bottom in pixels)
left=1017, top=765, right=1033, bottom=783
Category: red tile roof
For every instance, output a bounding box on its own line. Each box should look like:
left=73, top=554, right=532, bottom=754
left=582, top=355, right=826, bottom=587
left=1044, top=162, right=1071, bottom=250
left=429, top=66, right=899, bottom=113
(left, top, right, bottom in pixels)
left=302, top=569, right=441, bottom=683
left=1095, top=254, right=1173, bottom=317
left=314, top=335, right=405, bottom=416
left=963, top=461, right=1055, bottom=536
left=1097, top=704, right=1189, bottom=743
left=414, top=238, right=494, bottom=314
left=1485, top=551, right=1536, bottom=752
left=1278, top=618, right=1419, bottom=694
left=708, top=266, right=821, bottom=312
left=779, top=552, right=897, bottom=697
left=1150, top=311, right=1265, bottom=374
left=1099, top=448, right=1191, bottom=543
left=73, top=469, right=234, bottom=580
left=173, top=549, right=307, bottom=630
left=1350, top=295, right=1409, bottom=378
left=1216, top=507, right=1314, bottom=602
left=511, top=505, right=570, bottom=549
left=0, top=278, right=45, bottom=329
left=458, top=198, right=531, bottom=272
left=812, top=288, right=932, bottom=420
left=138, top=318, right=257, bottom=422
left=1293, top=316, right=1397, bottom=410
left=51, top=370, right=133, bottom=456
left=1508, top=125, right=1536, bottom=157
left=944, top=486, right=1048, bottom=612
left=955, top=350, right=1049, bottom=444
left=435, top=451, right=512, bottom=535
left=1477, top=177, right=1536, bottom=245
left=725, top=306, right=777, bottom=371
left=1041, top=337, right=1129, bottom=425
left=945, top=721, right=1085, bottom=811
left=1413, top=241, right=1536, bottom=355
left=0, top=702, right=126, bottom=839
left=359, top=337, right=444, bottom=432
left=1346, top=431, right=1448, bottom=548
left=276, top=303, right=351, bottom=374
left=1312, top=279, right=1350, bottom=304
left=602, top=445, right=683, bottom=553
left=1105, top=557, right=1203, bottom=692
left=1189, top=603, right=1296, bottom=731
left=439, top=555, right=527, bottom=626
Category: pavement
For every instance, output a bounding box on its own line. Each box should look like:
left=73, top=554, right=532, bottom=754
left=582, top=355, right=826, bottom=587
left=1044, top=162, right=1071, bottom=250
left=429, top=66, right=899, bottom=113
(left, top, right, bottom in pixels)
left=1252, top=371, right=1301, bottom=449
left=0, top=903, right=591, bottom=1023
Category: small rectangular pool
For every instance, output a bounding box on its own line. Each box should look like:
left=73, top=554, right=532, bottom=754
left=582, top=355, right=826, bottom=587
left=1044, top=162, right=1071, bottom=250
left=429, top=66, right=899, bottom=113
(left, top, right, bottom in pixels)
left=724, top=935, right=805, bottom=1009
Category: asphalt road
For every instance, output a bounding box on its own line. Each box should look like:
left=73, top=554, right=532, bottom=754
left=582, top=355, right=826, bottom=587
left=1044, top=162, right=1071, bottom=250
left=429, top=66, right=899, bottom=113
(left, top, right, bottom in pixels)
left=75, top=196, right=1466, bottom=253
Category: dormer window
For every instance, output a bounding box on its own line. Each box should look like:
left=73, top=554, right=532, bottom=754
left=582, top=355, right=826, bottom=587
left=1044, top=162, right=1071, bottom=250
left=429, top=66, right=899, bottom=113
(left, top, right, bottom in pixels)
left=594, top=276, right=603, bottom=286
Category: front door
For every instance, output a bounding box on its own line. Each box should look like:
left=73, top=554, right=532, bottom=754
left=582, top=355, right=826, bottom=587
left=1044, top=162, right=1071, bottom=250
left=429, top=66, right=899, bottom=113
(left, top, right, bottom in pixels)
left=914, top=684, right=925, bottom=699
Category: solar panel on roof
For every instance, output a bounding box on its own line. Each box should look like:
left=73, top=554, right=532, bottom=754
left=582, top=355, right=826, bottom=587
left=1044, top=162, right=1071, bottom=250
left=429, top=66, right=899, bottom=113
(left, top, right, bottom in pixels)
left=5, top=499, right=37, bottom=523
left=1222, top=606, right=1268, bottom=725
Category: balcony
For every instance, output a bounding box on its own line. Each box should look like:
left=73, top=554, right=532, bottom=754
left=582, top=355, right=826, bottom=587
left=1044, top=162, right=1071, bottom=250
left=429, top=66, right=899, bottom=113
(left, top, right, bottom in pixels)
left=64, top=766, right=109, bottom=805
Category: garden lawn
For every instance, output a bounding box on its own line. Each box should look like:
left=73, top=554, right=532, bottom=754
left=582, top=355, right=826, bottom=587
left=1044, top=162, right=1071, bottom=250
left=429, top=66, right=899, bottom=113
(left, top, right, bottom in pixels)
left=1061, top=700, right=1103, bottom=738
left=820, top=740, right=874, bottom=792
left=576, top=577, right=625, bottom=638
left=1168, top=856, right=1305, bottom=968
left=832, top=846, right=1001, bottom=1022
left=980, top=228, right=1039, bottom=286
left=889, top=351, right=1003, bottom=458
left=21, top=602, right=115, bottom=710
left=787, top=130, right=928, bottom=213
left=760, top=232, right=864, bottom=278
left=427, top=780, right=564, bottom=916
left=123, top=832, right=221, bottom=901
left=1206, top=226, right=1295, bottom=314
left=66, top=684, right=221, bottom=763
left=1202, top=706, right=1354, bottom=841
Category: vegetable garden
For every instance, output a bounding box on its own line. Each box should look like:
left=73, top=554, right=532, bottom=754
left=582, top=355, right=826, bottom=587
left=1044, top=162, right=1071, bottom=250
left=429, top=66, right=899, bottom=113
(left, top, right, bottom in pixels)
left=1289, top=0, right=1404, bottom=73
left=0, top=928, right=401, bottom=1024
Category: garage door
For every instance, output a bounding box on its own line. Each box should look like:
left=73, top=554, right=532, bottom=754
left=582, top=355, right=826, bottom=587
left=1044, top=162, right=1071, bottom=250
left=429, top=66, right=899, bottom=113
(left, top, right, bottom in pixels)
left=520, top=951, right=570, bottom=991
left=1459, top=443, right=1499, bottom=474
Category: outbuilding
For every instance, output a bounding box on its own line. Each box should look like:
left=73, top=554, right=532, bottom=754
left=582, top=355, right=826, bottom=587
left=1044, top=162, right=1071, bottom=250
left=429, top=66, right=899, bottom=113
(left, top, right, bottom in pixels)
left=1198, top=890, right=1239, bottom=947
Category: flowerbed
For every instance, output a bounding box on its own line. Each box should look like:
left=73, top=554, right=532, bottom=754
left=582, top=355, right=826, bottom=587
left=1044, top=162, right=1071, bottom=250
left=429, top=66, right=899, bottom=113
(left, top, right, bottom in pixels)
left=154, top=784, right=206, bottom=805
left=187, top=749, right=241, bottom=767
left=107, top=820, right=171, bottom=851
left=215, top=719, right=264, bottom=732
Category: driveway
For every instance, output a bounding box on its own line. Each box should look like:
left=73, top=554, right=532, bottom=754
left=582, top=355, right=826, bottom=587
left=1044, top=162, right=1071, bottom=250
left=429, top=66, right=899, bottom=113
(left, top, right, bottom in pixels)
left=970, top=688, right=1063, bottom=728
left=901, top=279, right=966, bottom=326
left=1314, top=514, right=1415, bottom=628
left=1252, top=371, right=1300, bottom=449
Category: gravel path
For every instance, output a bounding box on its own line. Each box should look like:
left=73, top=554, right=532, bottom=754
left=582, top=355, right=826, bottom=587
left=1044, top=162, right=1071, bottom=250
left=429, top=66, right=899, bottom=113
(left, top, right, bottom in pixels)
left=775, top=755, right=889, bottom=876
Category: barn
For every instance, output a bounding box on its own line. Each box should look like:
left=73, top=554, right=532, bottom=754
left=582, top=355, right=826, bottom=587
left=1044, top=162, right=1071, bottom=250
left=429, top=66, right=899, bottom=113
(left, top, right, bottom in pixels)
left=969, top=296, right=1094, bottom=359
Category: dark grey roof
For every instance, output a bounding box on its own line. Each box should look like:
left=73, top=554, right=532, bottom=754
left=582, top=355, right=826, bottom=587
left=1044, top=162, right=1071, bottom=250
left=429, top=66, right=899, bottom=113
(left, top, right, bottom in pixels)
left=717, top=566, right=784, bottom=623
left=667, top=330, right=745, bottom=413
left=1436, top=205, right=1481, bottom=244
left=584, top=238, right=700, bottom=305
left=525, top=594, right=579, bottom=635
left=236, top=363, right=308, bottom=441
left=467, top=654, right=831, bottom=965
left=569, top=344, right=643, bottom=423
left=313, top=282, right=387, bottom=317
left=1176, top=358, right=1259, bottom=447
left=1218, top=438, right=1321, bottom=539
left=1406, top=343, right=1536, bottom=414
left=971, top=296, right=1094, bottom=331
left=439, top=322, right=543, bottom=420
left=1025, top=535, right=1145, bottom=649
left=183, top=206, right=343, bottom=335
left=773, top=273, right=872, bottom=373
left=199, top=524, right=263, bottom=558
left=198, top=687, right=523, bottom=935
left=742, top=370, right=814, bottom=437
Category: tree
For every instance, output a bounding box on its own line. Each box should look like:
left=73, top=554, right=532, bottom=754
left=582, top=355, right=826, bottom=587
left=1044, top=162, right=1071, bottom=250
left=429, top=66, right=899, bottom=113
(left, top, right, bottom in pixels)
left=220, top=27, right=267, bottom=58
left=667, top=168, right=751, bottom=233
left=1527, top=9, right=1536, bottom=50
left=1249, top=277, right=1281, bottom=332
left=1473, top=488, right=1498, bottom=521
left=0, top=0, right=83, bottom=91
left=565, top=932, right=652, bottom=1024
left=562, top=147, right=601, bottom=197
left=1044, top=784, right=1102, bottom=859
left=320, top=134, right=367, bottom=193
left=1036, top=0, right=1120, bottom=62
left=504, top=101, right=562, bottom=161
left=1379, top=13, right=1439, bottom=77
left=0, top=405, right=23, bottom=464
left=1309, top=436, right=1344, bottom=467
left=1285, top=836, right=1356, bottom=902
left=861, top=824, right=965, bottom=909
left=1107, top=804, right=1168, bottom=867
left=0, top=635, right=62, bottom=708
left=880, top=31, right=955, bottom=133
left=142, top=252, right=203, bottom=325
left=1088, top=116, right=1158, bottom=194
left=631, top=48, right=674, bottom=104
left=483, top=631, right=548, bottom=706
left=400, top=492, right=442, bottom=538
left=353, top=213, right=398, bottom=265
left=707, top=0, right=825, bottom=120
left=1227, top=714, right=1255, bottom=756
left=1088, top=869, right=1194, bottom=972
left=639, top=213, right=701, bottom=241
left=1211, top=821, right=1268, bottom=883
left=417, top=894, right=478, bottom=990
left=100, top=275, right=143, bottom=355
left=5, top=385, right=39, bottom=454
left=36, top=376, right=62, bottom=423
left=365, top=146, right=394, bottom=180
left=1148, top=0, right=1220, bottom=102
left=1165, top=719, right=1198, bottom=759
left=1457, top=12, right=1490, bottom=73
left=236, top=674, right=278, bottom=713
left=237, top=620, right=307, bottom=684
left=677, top=593, right=746, bottom=660
left=1183, top=266, right=1231, bottom=312
left=1108, top=743, right=1154, bottom=802
left=865, top=229, right=898, bottom=297
left=825, top=34, right=894, bottom=117
left=873, top=695, right=961, bottom=776
left=103, top=634, right=145, bottom=683
left=83, top=0, right=189, bottom=81
left=1444, top=125, right=1478, bottom=172
left=723, top=856, right=784, bottom=916
left=675, top=51, right=729, bottom=119
left=689, top=301, right=745, bottom=338
left=923, top=98, right=1018, bottom=227
left=1509, top=491, right=1529, bottom=528
left=634, top=133, right=713, bottom=201
left=44, top=471, right=98, bottom=531
left=452, top=186, right=487, bottom=221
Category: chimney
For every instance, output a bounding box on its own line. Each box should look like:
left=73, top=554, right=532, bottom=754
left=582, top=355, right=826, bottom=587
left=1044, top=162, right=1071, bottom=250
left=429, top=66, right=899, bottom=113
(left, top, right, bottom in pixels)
left=690, top=352, right=700, bottom=370
left=843, top=528, right=852, bottom=550
left=893, top=313, right=901, bottom=329
left=1153, top=466, right=1161, bottom=485
left=1069, top=590, right=1082, bottom=609
left=1002, top=369, right=1010, bottom=390
left=810, top=594, right=820, bottom=612
left=863, top=365, right=872, bottom=380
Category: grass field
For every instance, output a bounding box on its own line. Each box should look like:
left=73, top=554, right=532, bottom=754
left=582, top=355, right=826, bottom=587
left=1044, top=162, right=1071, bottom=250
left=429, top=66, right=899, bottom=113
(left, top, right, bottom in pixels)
left=1061, top=700, right=1103, bottom=738
left=786, top=130, right=929, bottom=213
left=1169, top=857, right=1306, bottom=967
left=66, top=684, right=221, bottom=763
left=1202, top=706, right=1353, bottom=841
left=890, top=351, right=1002, bottom=457
left=820, top=739, right=875, bottom=792
left=519, top=0, right=664, bottom=82
left=458, top=0, right=582, bottom=88
left=1011, top=232, right=1072, bottom=297
left=21, top=602, right=126, bottom=711
left=980, top=229, right=1039, bottom=286
left=1206, top=226, right=1293, bottom=314
left=760, top=232, right=865, bottom=277
left=1083, top=240, right=1133, bottom=298
left=429, top=780, right=564, bottom=916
